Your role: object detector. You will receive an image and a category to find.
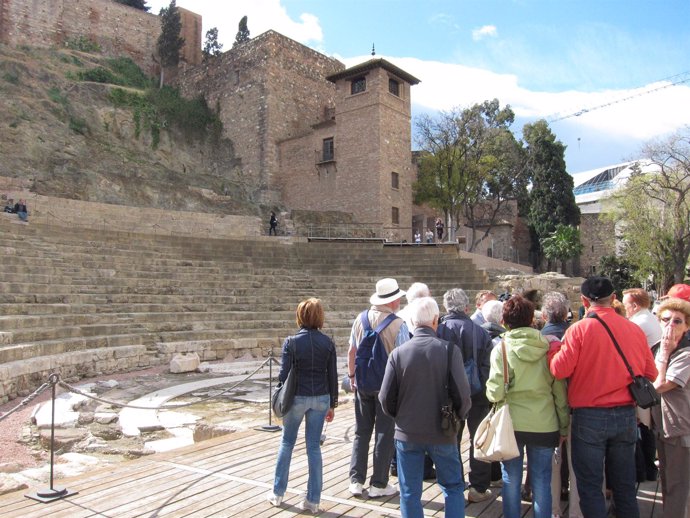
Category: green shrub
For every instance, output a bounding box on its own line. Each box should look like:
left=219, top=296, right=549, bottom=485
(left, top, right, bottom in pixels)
left=3, top=71, right=19, bottom=84
left=47, top=87, right=68, bottom=107
left=78, top=67, right=119, bottom=84
left=106, top=57, right=151, bottom=89
left=65, top=36, right=101, bottom=53
left=69, top=117, right=87, bottom=135
left=108, top=86, right=222, bottom=149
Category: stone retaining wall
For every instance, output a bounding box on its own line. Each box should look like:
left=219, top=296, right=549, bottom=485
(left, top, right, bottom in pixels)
left=0, top=345, right=149, bottom=403
left=0, top=183, right=261, bottom=239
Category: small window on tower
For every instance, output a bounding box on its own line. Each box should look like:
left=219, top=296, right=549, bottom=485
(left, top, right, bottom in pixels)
left=392, top=207, right=400, bottom=225
left=322, top=137, right=334, bottom=162
left=351, top=76, right=366, bottom=95
left=388, top=78, right=400, bottom=96
left=391, top=172, right=399, bottom=189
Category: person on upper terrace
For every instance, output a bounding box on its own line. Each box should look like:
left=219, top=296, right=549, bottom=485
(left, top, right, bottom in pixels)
left=13, top=199, right=28, bottom=222
left=3, top=197, right=15, bottom=213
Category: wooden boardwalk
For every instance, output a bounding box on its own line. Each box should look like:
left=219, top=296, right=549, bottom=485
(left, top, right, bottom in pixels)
left=0, top=399, right=664, bottom=517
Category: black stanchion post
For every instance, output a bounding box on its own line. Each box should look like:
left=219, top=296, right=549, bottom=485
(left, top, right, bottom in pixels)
left=26, top=373, right=78, bottom=503
left=259, top=350, right=281, bottom=433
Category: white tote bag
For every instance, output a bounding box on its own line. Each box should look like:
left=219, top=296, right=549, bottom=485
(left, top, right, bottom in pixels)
left=473, top=340, right=520, bottom=462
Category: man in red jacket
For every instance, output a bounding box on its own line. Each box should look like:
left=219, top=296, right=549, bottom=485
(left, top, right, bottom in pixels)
left=549, top=277, right=657, bottom=518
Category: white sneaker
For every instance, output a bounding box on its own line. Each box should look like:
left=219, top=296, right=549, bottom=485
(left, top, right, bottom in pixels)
left=297, top=498, right=320, bottom=514
left=349, top=481, right=363, bottom=496
left=266, top=492, right=282, bottom=506
left=368, top=484, right=398, bottom=498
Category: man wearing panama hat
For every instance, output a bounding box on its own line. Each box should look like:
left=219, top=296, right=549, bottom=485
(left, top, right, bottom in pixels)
left=347, top=278, right=409, bottom=498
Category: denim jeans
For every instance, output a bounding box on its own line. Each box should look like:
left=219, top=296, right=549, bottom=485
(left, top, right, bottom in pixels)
left=272, top=394, right=330, bottom=504
left=349, top=390, right=395, bottom=488
left=571, top=406, right=639, bottom=518
left=501, top=442, right=553, bottom=518
left=395, top=439, right=465, bottom=518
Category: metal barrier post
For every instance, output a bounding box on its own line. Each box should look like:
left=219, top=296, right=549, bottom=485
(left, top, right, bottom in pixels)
left=259, top=350, right=281, bottom=433
left=26, top=373, right=78, bottom=503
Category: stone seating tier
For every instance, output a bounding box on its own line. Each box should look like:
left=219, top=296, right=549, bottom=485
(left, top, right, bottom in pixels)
left=0, top=212, right=490, bottom=402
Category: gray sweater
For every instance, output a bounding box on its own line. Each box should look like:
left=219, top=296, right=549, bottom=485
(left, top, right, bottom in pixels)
left=379, top=327, right=472, bottom=445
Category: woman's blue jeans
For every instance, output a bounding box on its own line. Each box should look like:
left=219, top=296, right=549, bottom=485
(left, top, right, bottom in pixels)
left=272, top=394, right=329, bottom=504
left=501, top=442, right=553, bottom=518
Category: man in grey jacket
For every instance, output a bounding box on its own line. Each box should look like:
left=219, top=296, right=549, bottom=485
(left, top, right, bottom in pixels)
left=380, top=297, right=472, bottom=518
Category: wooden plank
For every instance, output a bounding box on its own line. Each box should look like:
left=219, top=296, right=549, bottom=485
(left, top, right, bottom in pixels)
left=0, top=404, right=665, bottom=518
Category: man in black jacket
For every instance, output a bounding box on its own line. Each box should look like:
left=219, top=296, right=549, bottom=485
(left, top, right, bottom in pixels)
left=437, top=288, right=495, bottom=503
left=380, top=296, right=471, bottom=518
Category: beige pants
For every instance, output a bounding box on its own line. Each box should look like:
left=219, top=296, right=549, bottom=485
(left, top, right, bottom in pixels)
left=658, top=438, right=690, bottom=518
left=550, top=425, right=584, bottom=518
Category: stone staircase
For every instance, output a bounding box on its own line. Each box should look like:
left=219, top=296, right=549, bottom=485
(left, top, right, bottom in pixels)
left=0, top=212, right=490, bottom=402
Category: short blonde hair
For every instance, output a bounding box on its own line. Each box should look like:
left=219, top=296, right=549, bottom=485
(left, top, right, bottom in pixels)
left=296, top=298, right=325, bottom=329
left=475, top=290, right=496, bottom=306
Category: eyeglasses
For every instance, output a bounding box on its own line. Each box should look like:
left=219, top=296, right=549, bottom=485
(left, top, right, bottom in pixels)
left=660, top=316, right=685, bottom=326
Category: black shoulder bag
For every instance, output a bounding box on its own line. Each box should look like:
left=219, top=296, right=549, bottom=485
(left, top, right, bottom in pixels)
left=272, top=337, right=298, bottom=417
left=587, top=312, right=660, bottom=409
left=440, top=343, right=461, bottom=437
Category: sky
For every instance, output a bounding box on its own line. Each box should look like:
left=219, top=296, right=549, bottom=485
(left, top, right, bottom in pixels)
left=146, top=0, right=690, bottom=175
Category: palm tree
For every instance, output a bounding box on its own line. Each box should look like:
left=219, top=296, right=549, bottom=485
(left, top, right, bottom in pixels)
left=541, top=224, right=584, bottom=274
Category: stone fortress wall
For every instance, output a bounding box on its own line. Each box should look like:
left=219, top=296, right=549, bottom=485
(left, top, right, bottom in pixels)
left=178, top=31, right=345, bottom=205
left=0, top=0, right=201, bottom=77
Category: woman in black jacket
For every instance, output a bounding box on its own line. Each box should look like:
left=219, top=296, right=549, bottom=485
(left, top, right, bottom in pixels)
left=268, top=298, right=338, bottom=514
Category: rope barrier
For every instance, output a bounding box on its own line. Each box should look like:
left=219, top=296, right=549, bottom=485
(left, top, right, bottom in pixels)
left=0, top=381, right=52, bottom=422
left=1, top=356, right=280, bottom=421
left=56, top=356, right=277, bottom=411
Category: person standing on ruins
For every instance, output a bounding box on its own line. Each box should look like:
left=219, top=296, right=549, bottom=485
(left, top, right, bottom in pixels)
left=435, top=217, right=444, bottom=242
left=269, top=211, right=278, bottom=235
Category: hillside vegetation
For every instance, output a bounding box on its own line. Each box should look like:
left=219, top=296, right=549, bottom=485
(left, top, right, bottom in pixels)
left=0, top=43, right=257, bottom=215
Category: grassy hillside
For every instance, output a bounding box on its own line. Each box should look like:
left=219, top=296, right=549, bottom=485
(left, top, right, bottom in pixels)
left=0, top=43, right=257, bottom=215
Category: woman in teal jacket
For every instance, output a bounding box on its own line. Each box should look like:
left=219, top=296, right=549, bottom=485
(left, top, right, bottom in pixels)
left=486, top=295, right=569, bottom=518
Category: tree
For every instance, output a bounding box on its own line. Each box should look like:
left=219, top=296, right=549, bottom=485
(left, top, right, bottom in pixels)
left=414, top=99, right=528, bottom=251
left=114, top=0, right=150, bottom=11
left=156, top=0, right=185, bottom=88
left=605, top=131, right=690, bottom=292
left=598, top=254, right=639, bottom=297
left=202, top=27, right=223, bottom=60
left=234, top=16, right=250, bottom=47
left=524, top=119, right=580, bottom=270
left=541, top=224, right=584, bottom=274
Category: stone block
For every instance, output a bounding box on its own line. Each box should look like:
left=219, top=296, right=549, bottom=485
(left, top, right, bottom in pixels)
left=0, top=332, right=12, bottom=345
left=170, top=353, right=200, bottom=373
left=193, top=423, right=236, bottom=442
left=0, top=474, right=27, bottom=496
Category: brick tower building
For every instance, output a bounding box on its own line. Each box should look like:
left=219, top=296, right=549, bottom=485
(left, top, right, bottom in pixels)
left=181, top=31, right=420, bottom=236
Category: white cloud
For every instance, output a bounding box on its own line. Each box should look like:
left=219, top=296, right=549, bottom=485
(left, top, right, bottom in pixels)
left=472, top=25, right=498, bottom=41
left=344, top=55, right=690, bottom=146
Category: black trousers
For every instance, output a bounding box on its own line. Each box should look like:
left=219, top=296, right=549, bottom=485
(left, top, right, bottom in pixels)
left=458, top=402, right=492, bottom=492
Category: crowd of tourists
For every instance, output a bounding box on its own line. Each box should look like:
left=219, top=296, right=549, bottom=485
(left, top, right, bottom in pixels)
left=265, top=276, right=690, bottom=518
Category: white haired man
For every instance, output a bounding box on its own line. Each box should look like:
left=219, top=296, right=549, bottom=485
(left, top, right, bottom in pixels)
left=380, top=297, right=472, bottom=518
left=398, top=282, right=431, bottom=335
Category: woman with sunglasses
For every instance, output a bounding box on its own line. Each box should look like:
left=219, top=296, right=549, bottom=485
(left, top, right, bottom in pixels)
left=652, top=298, right=690, bottom=518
